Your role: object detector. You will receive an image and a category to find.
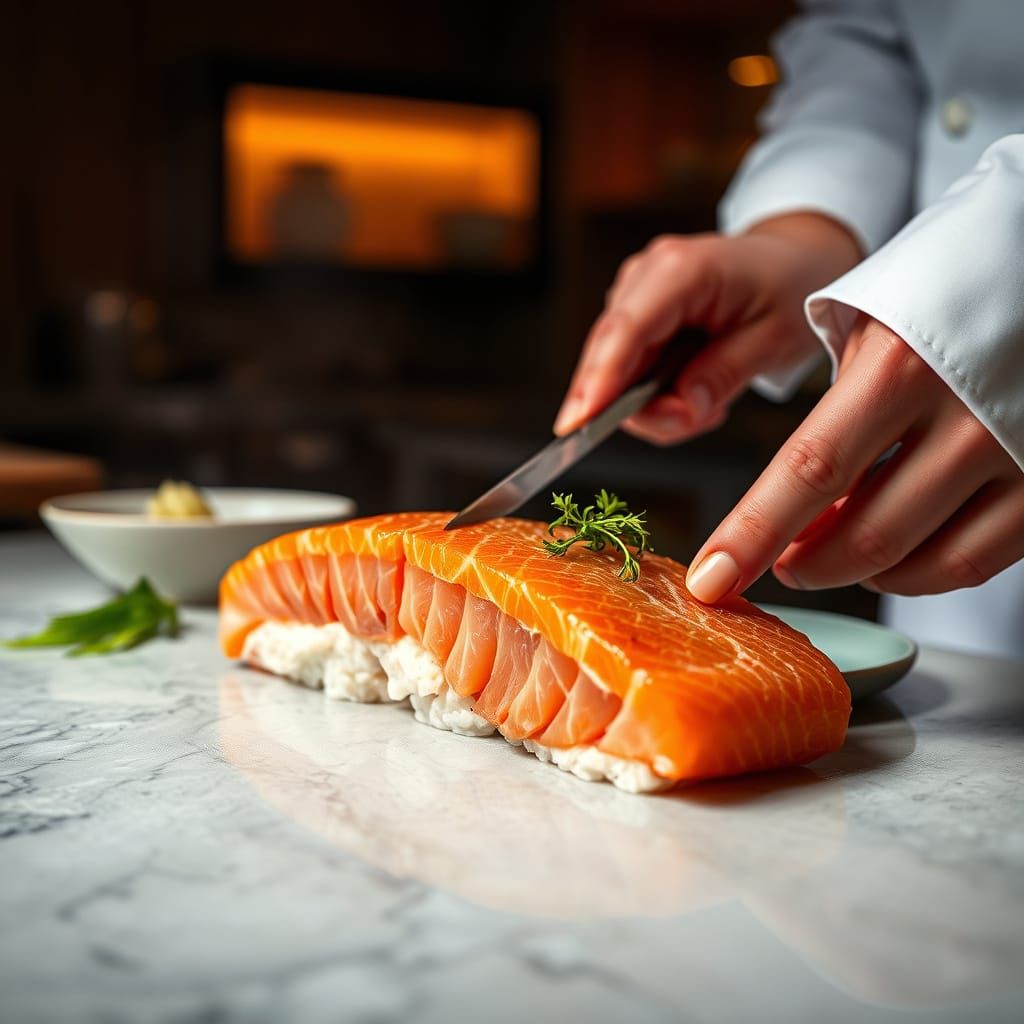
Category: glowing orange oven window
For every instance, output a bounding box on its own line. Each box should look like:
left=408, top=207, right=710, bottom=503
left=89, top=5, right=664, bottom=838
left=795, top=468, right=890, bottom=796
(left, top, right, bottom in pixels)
left=224, top=84, right=540, bottom=271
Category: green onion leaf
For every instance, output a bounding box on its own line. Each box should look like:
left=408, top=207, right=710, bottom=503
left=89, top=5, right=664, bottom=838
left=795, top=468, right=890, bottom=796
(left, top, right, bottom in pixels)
left=4, top=578, right=179, bottom=656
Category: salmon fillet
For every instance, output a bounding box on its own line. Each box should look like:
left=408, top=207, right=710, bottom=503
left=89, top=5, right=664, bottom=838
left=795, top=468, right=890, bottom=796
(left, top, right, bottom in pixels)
left=220, top=512, right=851, bottom=788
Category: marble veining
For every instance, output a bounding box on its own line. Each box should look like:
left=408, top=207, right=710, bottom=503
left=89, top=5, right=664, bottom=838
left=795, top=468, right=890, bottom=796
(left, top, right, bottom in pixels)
left=1, top=534, right=1023, bottom=1023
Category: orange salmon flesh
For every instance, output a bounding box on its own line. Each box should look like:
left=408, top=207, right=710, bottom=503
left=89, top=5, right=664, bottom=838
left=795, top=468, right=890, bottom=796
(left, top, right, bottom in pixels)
left=219, top=512, right=851, bottom=785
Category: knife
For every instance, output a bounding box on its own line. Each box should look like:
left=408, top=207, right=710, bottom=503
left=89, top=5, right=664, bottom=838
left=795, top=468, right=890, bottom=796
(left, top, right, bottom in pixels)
left=445, top=328, right=707, bottom=529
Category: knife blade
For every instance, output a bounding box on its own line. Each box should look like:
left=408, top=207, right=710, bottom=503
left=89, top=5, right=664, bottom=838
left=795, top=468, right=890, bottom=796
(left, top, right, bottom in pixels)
left=445, top=328, right=707, bottom=529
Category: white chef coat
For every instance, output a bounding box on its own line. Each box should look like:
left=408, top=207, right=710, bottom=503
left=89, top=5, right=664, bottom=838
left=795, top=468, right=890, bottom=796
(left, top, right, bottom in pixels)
left=718, top=0, right=1024, bottom=660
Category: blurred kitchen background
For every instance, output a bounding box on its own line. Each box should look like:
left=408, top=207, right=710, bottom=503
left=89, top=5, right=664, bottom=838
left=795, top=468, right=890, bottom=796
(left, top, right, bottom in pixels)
left=0, top=0, right=876, bottom=617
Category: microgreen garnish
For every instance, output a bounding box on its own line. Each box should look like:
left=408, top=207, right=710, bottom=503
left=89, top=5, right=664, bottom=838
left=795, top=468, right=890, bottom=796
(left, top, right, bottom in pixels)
left=542, top=489, right=651, bottom=582
left=4, top=578, right=178, bottom=656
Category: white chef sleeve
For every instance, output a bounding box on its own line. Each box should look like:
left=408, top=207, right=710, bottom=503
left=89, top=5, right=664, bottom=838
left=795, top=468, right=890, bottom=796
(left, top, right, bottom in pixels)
left=806, top=134, right=1024, bottom=472
left=718, top=0, right=923, bottom=399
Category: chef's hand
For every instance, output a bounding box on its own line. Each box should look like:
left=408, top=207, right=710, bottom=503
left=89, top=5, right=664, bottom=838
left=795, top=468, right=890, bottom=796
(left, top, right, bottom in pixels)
left=553, top=213, right=862, bottom=441
left=686, top=317, right=1024, bottom=602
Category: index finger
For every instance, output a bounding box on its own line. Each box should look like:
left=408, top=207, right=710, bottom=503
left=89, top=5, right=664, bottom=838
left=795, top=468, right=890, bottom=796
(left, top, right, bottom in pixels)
left=554, top=236, right=718, bottom=435
left=684, top=333, right=920, bottom=603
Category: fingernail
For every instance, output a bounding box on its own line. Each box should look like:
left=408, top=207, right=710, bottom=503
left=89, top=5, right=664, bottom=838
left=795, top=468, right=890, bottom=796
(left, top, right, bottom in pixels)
left=554, top=399, right=581, bottom=435
left=686, top=551, right=740, bottom=603
left=687, top=382, right=713, bottom=422
left=773, top=563, right=803, bottom=589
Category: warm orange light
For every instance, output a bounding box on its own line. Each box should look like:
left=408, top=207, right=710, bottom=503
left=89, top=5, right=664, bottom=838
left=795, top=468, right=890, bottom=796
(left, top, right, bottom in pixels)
left=728, top=55, right=779, bottom=88
left=225, top=85, right=539, bottom=269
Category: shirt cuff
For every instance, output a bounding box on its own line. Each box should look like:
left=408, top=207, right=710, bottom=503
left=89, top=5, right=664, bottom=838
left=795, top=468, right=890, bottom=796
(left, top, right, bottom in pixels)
left=750, top=350, right=826, bottom=403
left=804, top=138, right=1024, bottom=472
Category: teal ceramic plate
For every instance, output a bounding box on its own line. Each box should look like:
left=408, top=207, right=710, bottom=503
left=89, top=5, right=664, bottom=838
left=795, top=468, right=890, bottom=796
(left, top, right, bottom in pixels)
left=758, top=604, right=918, bottom=702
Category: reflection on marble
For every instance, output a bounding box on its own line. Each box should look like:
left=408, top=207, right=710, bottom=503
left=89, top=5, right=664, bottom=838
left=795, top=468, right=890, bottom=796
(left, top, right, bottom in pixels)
left=219, top=671, right=848, bottom=920
left=218, top=666, right=1024, bottom=1009
left=1, top=535, right=1023, bottom=1023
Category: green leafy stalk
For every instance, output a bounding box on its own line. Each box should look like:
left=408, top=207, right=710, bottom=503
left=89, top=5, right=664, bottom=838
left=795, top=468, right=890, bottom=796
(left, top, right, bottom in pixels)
left=542, top=489, right=651, bottom=582
left=4, top=578, right=178, bottom=657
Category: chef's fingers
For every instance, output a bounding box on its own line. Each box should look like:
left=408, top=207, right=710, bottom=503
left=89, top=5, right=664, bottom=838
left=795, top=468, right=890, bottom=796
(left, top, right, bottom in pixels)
left=684, top=327, right=928, bottom=603
left=553, top=236, right=723, bottom=435
left=771, top=418, right=1000, bottom=589
left=861, top=477, right=1024, bottom=595
left=626, top=275, right=829, bottom=447
left=605, top=251, right=644, bottom=306
left=623, top=314, right=806, bottom=444
left=621, top=394, right=727, bottom=446
left=835, top=314, right=869, bottom=375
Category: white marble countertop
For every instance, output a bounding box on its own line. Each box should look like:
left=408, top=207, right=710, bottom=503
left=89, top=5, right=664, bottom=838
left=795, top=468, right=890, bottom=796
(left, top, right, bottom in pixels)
left=1, top=533, right=1022, bottom=1024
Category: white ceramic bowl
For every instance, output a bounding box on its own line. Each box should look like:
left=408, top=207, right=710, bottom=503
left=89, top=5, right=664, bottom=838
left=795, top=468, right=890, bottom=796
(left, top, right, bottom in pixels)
left=40, top=488, right=356, bottom=604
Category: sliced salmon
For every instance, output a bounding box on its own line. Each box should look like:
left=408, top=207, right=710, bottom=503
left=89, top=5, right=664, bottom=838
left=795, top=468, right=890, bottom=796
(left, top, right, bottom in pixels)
left=445, top=591, right=500, bottom=697
left=534, top=671, right=622, bottom=748
left=220, top=512, right=851, bottom=784
left=470, top=611, right=539, bottom=725
left=501, top=639, right=577, bottom=742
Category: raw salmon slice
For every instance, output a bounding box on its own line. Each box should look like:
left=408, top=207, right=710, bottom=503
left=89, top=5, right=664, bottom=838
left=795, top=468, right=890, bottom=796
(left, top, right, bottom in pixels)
left=220, top=512, right=851, bottom=787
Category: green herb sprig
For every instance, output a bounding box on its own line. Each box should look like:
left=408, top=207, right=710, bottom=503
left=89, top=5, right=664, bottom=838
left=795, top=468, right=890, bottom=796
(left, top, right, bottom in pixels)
left=543, top=489, right=651, bottom=582
left=4, top=578, right=178, bottom=657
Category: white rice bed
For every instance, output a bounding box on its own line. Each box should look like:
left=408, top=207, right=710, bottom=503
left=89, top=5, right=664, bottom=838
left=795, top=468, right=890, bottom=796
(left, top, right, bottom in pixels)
left=241, top=621, right=671, bottom=794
